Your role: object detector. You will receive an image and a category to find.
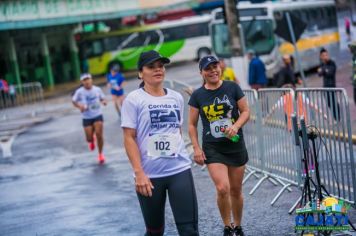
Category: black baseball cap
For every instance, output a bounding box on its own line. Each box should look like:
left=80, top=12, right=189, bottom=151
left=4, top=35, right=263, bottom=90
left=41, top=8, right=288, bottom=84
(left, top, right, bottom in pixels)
left=199, top=55, right=219, bottom=71
left=137, top=50, right=170, bottom=70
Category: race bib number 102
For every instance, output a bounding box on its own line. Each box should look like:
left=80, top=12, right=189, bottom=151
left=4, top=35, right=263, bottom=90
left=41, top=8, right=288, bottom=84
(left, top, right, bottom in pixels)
left=147, top=133, right=180, bottom=159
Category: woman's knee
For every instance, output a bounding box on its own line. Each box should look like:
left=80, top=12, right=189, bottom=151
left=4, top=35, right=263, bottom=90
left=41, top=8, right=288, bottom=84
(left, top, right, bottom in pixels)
left=216, top=183, right=230, bottom=197
left=230, top=186, right=243, bottom=198
left=95, top=130, right=103, bottom=140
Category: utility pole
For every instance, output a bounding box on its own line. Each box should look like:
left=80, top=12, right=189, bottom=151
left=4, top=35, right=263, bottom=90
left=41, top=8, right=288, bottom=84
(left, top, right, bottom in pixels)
left=224, top=0, right=242, bottom=57
left=285, top=12, right=307, bottom=87
left=223, top=0, right=250, bottom=88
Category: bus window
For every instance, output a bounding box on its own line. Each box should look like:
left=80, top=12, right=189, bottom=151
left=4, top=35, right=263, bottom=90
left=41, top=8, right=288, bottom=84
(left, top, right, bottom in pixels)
left=316, top=8, right=324, bottom=29
left=319, top=8, right=328, bottom=29
left=123, top=33, right=142, bottom=49
left=320, top=8, right=325, bottom=19
left=80, top=40, right=103, bottom=57
left=330, top=7, right=337, bottom=27
left=143, top=30, right=161, bottom=45
left=186, top=22, right=209, bottom=37
left=273, top=11, right=283, bottom=20
left=309, top=9, right=319, bottom=31
left=211, top=23, right=231, bottom=57
left=292, top=10, right=301, bottom=20
left=163, top=26, right=182, bottom=41
left=304, top=11, right=311, bottom=30
left=92, top=40, right=104, bottom=56
left=104, top=36, right=124, bottom=51
left=163, top=22, right=209, bottom=42
left=241, top=19, right=274, bottom=55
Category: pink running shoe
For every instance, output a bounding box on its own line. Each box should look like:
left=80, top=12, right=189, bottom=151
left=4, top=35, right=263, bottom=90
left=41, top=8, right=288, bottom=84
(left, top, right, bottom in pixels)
left=98, top=153, right=105, bottom=164
left=88, top=135, right=96, bottom=151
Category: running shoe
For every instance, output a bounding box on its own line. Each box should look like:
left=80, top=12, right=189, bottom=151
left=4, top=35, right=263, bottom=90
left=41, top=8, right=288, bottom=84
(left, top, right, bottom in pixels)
left=233, top=226, right=245, bottom=236
left=223, top=225, right=234, bottom=236
left=98, top=153, right=105, bottom=164
left=88, top=135, right=96, bottom=151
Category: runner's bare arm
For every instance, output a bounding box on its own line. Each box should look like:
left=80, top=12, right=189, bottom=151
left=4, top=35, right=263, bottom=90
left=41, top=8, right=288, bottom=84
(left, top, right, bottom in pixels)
left=123, top=127, right=154, bottom=197
left=99, top=89, right=107, bottom=105
left=189, top=106, right=206, bottom=165
left=234, top=76, right=240, bottom=84
left=120, top=81, right=127, bottom=89
left=72, top=101, right=86, bottom=112
left=233, top=97, right=250, bottom=131
left=100, top=98, right=107, bottom=106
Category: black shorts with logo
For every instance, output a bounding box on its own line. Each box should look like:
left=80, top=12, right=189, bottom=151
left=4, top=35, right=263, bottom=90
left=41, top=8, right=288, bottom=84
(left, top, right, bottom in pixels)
left=82, top=115, right=103, bottom=127
left=202, top=139, right=248, bottom=167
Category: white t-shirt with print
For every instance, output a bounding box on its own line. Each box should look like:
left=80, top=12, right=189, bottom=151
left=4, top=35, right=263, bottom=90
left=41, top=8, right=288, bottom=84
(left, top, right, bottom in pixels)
left=121, top=88, right=191, bottom=178
left=72, top=86, right=105, bottom=119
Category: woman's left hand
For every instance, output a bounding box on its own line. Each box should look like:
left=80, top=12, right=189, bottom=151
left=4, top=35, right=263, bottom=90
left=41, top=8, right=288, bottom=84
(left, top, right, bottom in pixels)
left=224, top=125, right=238, bottom=139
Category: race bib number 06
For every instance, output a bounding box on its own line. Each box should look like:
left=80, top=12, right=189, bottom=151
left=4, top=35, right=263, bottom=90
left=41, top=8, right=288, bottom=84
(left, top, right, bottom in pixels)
left=210, top=118, right=232, bottom=138
left=147, top=133, right=180, bottom=159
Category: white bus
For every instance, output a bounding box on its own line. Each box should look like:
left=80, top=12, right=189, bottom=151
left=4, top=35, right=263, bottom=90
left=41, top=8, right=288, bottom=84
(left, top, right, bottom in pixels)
left=210, top=0, right=339, bottom=87
left=77, top=14, right=212, bottom=75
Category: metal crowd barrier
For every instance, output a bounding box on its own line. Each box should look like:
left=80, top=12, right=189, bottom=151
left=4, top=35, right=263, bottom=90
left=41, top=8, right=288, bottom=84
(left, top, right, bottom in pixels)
left=294, top=88, right=356, bottom=206
left=242, top=90, right=265, bottom=184
left=246, top=88, right=299, bottom=205
left=164, top=80, right=356, bottom=207
left=163, top=80, right=193, bottom=135
left=163, top=80, right=206, bottom=170
left=0, top=82, right=44, bottom=109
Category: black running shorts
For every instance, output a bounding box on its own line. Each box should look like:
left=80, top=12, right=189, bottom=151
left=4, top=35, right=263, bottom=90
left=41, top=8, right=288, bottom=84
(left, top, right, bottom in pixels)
left=82, top=115, right=103, bottom=127
left=202, top=141, right=248, bottom=167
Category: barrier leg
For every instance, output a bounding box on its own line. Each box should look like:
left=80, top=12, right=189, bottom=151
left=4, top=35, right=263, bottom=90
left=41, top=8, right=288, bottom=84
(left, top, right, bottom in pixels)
left=249, top=174, right=268, bottom=195
left=270, top=183, right=292, bottom=206
left=267, top=177, right=279, bottom=186
left=245, top=166, right=260, bottom=179
left=288, top=196, right=301, bottom=214
left=275, top=178, right=293, bottom=192
left=243, top=169, right=259, bottom=184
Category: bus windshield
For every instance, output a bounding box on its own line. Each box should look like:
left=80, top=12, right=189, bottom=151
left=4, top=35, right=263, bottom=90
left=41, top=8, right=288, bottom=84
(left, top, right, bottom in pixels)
left=212, top=19, right=274, bottom=57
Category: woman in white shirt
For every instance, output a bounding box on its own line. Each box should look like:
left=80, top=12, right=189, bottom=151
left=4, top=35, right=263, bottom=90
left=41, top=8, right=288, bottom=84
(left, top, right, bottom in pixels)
left=121, top=50, right=199, bottom=236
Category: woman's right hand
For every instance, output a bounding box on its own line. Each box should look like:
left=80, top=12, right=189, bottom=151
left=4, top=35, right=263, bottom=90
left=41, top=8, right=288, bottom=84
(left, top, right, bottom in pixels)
left=193, top=147, right=206, bottom=166
left=79, top=104, right=87, bottom=112
left=135, top=171, right=154, bottom=197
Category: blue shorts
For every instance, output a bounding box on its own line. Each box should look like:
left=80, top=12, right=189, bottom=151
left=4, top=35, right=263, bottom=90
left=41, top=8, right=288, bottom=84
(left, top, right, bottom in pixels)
left=111, top=89, right=124, bottom=96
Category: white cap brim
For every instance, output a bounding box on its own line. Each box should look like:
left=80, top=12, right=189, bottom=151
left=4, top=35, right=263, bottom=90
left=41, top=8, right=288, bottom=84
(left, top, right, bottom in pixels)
left=80, top=73, right=92, bottom=81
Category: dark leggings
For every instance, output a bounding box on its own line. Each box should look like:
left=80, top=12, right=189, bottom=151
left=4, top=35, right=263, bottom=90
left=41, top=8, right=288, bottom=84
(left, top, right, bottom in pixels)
left=137, top=169, right=199, bottom=236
